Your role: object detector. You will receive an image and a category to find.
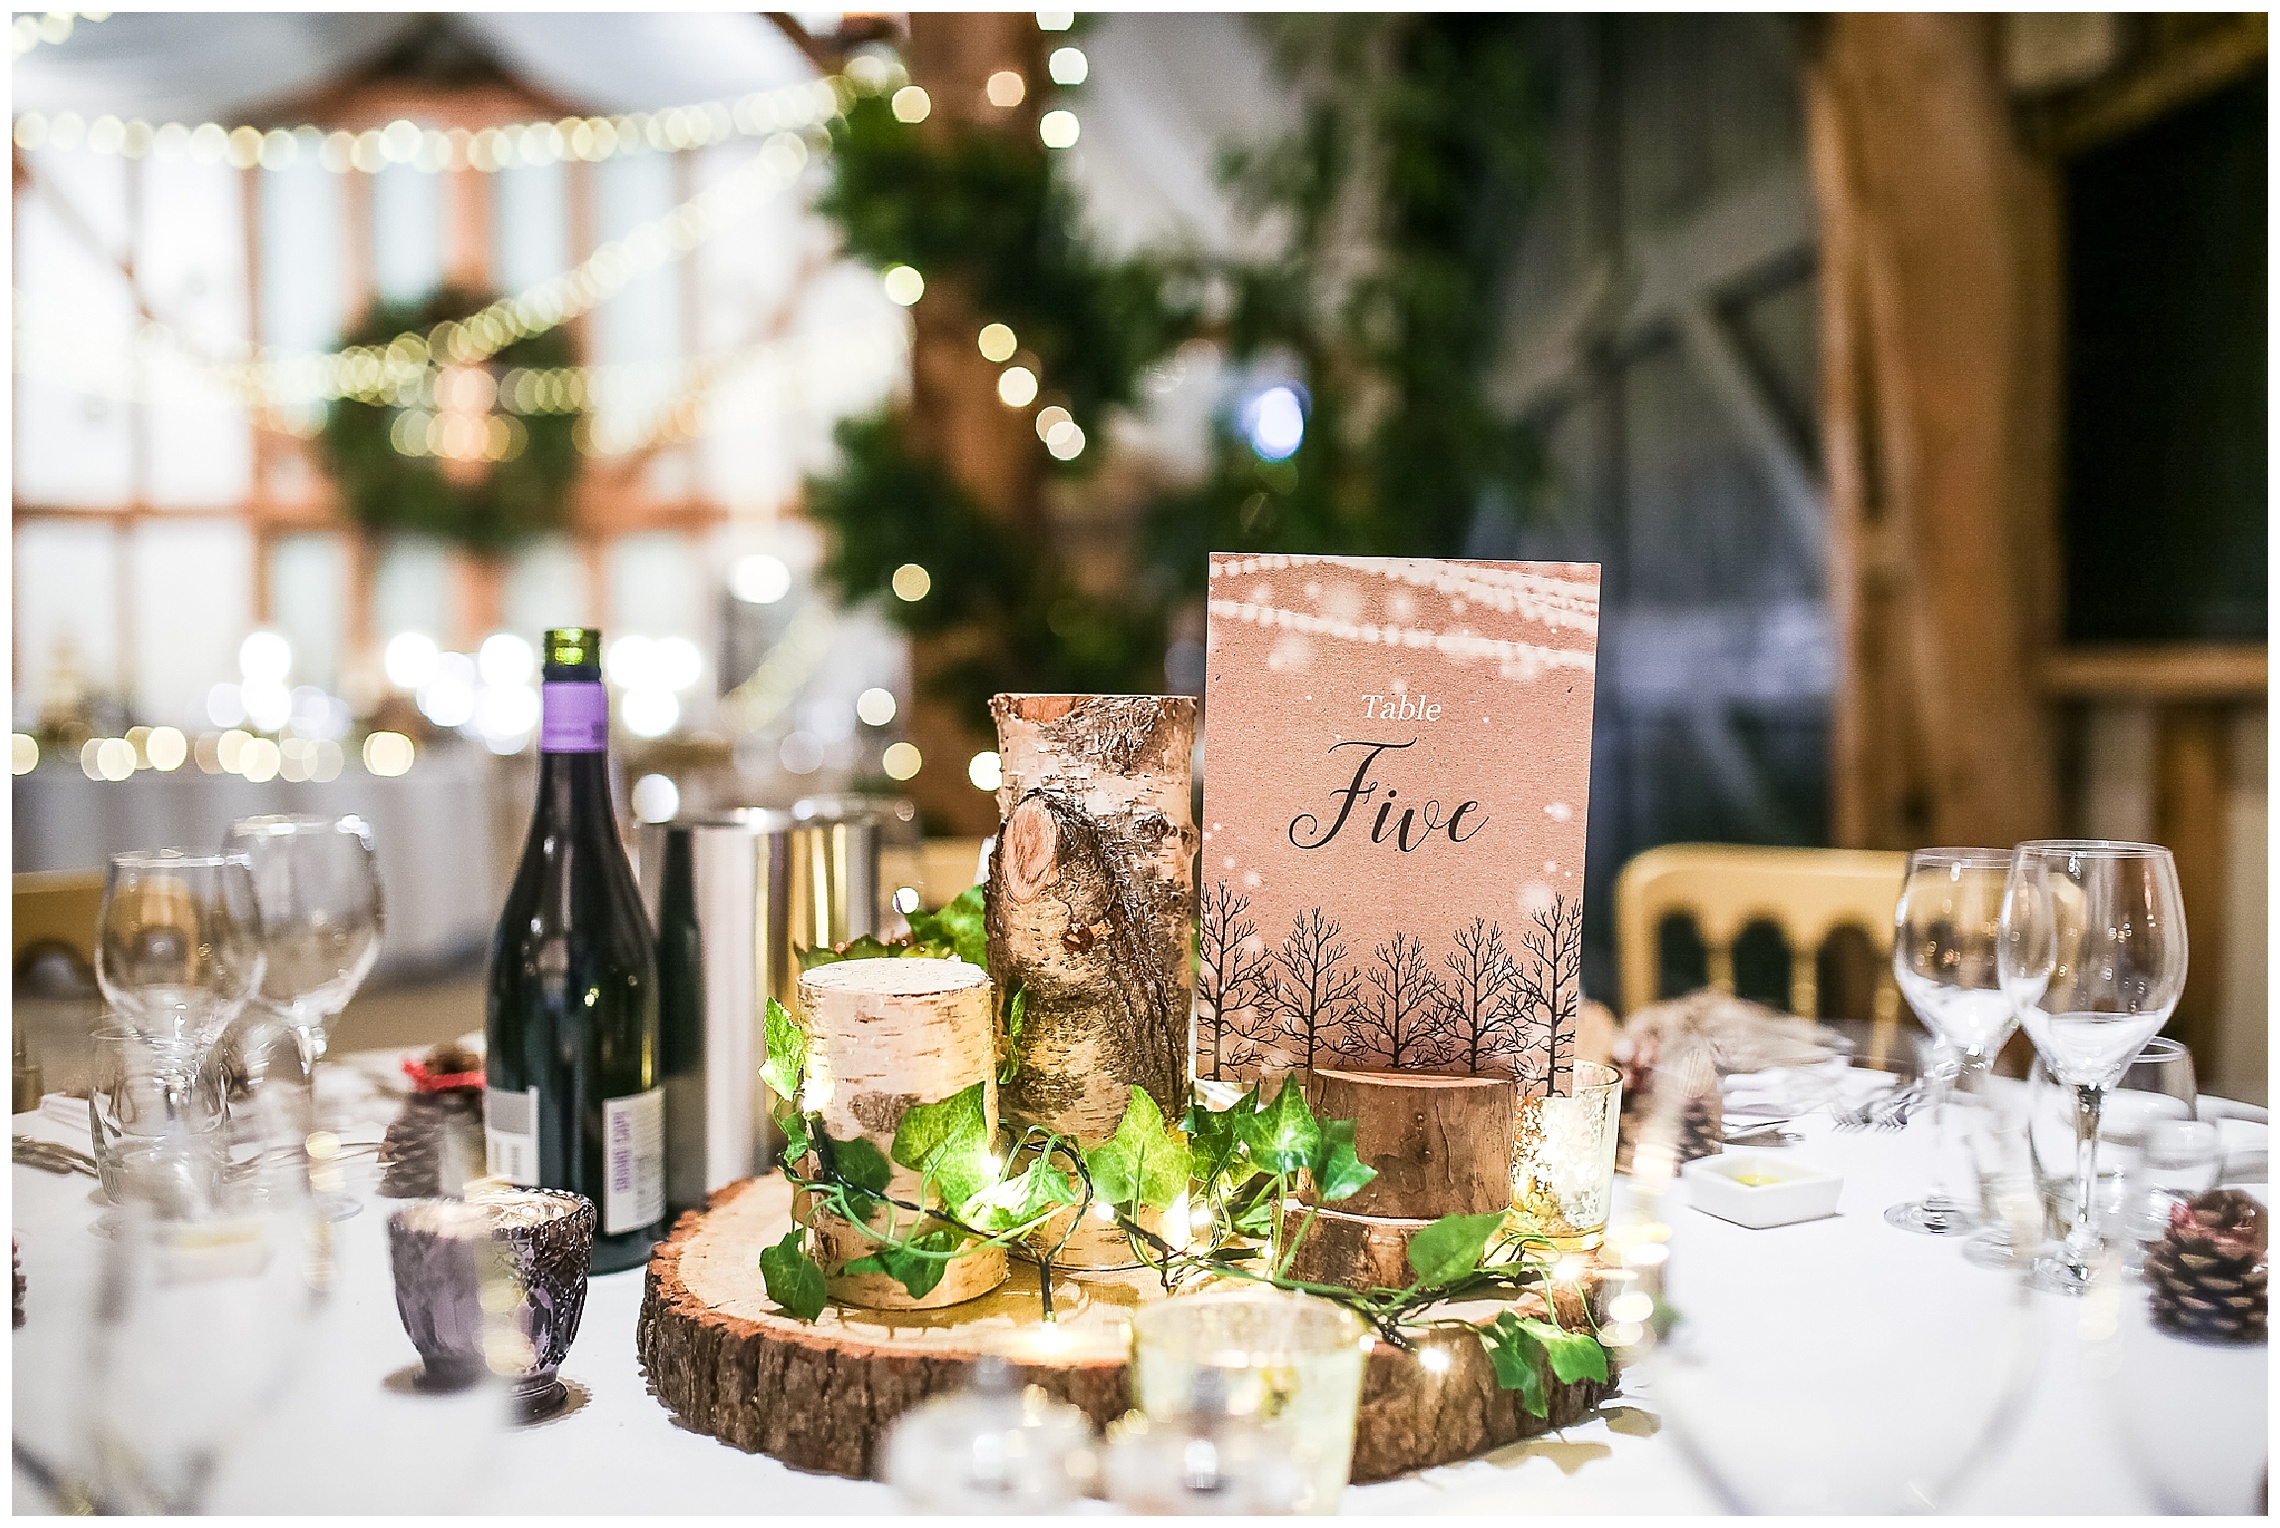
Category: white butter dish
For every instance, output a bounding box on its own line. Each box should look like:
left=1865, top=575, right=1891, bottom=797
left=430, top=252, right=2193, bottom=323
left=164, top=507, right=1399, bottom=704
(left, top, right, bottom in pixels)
left=1682, top=1152, right=1843, bottom=1229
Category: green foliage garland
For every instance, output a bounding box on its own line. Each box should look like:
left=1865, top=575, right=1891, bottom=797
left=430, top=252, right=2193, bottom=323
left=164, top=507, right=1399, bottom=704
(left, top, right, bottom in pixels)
left=763, top=890, right=1608, bottom=1408
left=802, top=17, right=1548, bottom=725
left=318, top=284, right=580, bottom=554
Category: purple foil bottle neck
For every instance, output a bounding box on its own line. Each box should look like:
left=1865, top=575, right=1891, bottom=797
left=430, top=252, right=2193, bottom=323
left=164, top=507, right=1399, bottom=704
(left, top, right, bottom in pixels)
left=540, top=681, right=610, bottom=753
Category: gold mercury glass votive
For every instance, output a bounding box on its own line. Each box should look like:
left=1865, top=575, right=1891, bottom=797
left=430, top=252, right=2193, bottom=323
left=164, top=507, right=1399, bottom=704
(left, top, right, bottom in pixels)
left=1510, top=1059, right=1624, bottom=1251
left=1127, top=1287, right=1367, bottom=1514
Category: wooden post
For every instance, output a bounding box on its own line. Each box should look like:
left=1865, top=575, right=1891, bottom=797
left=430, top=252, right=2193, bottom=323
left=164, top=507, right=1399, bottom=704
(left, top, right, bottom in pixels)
left=1806, top=14, right=2061, bottom=850
left=895, top=12, right=1051, bottom=836
left=986, top=693, right=1196, bottom=1267
left=794, top=956, right=1006, bottom=1309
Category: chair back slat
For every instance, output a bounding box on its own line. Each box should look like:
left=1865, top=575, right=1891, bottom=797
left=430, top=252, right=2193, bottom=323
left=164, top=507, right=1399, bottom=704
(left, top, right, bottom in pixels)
left=1614, top=843, right=1910, bottom=1059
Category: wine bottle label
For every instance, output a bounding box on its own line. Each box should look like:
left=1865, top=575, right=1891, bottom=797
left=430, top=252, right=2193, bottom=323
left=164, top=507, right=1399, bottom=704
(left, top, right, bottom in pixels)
left=603, top=1087, right=666, bottom=1235
left=484, top=1085, right=540, bottom=1186
left=540, top=680, right=609, bottom=753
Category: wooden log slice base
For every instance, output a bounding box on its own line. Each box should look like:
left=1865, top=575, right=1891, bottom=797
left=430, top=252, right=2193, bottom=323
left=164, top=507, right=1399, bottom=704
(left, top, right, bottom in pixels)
left=1308, top=1068, right=1517, bottom=1219
left=639, top=1175, right=1617, bottom=1485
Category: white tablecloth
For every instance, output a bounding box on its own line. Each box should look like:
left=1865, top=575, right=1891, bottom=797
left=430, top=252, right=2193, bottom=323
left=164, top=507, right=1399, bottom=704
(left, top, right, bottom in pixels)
left=11, top=1068, right=2268, bottom=1515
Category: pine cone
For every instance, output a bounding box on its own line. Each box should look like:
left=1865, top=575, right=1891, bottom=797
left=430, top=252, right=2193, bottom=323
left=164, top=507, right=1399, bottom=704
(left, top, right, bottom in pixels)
left=379, top=1094, right=487, bottom=1199
left=1677, top=1089, right=1724, bottom=1164
left=2146, top=1190, right=2267, bottom=1344
left=13, top=1237, right=23, bottom=1328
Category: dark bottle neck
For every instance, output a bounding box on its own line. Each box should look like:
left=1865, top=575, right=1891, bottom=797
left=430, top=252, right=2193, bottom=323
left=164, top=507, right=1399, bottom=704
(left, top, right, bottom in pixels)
left=533, top=749, right=623, bottom=843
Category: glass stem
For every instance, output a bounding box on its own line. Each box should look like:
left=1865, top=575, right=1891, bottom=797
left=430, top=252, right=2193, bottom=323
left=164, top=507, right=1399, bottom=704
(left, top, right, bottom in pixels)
left=2066, top=1083, right=2105, bottom=1274
left=1923, top=1046, right=1960, bottom=1210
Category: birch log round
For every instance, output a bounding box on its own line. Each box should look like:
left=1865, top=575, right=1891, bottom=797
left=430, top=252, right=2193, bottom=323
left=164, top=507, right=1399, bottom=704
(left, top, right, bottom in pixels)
left=795, top=957, right=1006, bottom=1309
left=637, top=1174, right=1617, bottom=1482
left=1307, top=1069, right=1516, bottom=1219
left=986, top=694, right=1198, bottom=1267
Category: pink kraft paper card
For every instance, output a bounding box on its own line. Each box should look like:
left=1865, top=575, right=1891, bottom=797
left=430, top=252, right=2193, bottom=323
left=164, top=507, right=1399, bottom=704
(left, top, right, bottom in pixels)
left=1197, top=553, right=1600, bottom=1097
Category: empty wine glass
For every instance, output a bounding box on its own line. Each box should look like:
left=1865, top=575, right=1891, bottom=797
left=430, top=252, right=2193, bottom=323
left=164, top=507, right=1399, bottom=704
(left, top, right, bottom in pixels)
left=224, top=814, right=384, bottom=1073
left=1888, top=847, right=2016, bottom=1236
left=2000, top=841, right=2188, bottom=1294
left=80, top=1085, right=329, bottom=1513
left=96, top=849, right=265, bottom=1075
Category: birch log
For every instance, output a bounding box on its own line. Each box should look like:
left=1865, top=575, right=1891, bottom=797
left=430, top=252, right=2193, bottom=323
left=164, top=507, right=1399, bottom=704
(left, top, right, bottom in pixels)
left=986, top=693, right=1197, bottom=1267
left=795, top=957, right=1006, bottom=1309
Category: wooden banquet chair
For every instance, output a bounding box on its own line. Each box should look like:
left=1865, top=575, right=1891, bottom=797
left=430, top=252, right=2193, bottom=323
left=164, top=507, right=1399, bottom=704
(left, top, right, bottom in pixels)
left=1614, top=843, right=1912, bottom=1065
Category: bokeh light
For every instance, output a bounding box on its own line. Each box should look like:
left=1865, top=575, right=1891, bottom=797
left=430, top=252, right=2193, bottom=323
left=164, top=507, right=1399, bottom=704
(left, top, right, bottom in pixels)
left=1243, top=384, right=1306, bottom=460
left=239, top=629, right=293, bottom=685
left=968, top=750, right=1003, bottom=791
left=384, top=631, right=440, bottom=690
left=779, top=732, right=824, bottom=774
left=1049, top=47, right=1088, bottom=84
left=985, top=70, right=1026, bottom=108
left=997, top=365, right=1039, bottom=407
left=207, top=683, right=248, bottom=729
left=1045, top=420, right=1086, bottom=460
left=1039, top=109, right=1079, bottom=149
left=1036, top=10, right=1074, bottom=31
left=890, top=85, right=931, bottom=124
left=856, top=687, right=897, bottom=726
left=978, top=323, right=1018, bottom=363
left=632, top=773, right=681, bottom=823
left=621, top=687, right=679, bottom=739
left=11, top=734, right=36, bottom=775
left=145, top=726, right=187, bottom=772
left=731, top=553, right=793, bottom=604
left=891, top=563, right=932, bottom=601
left=238, top=736, right=282, bottom=783
left=881, top=741, right=923, bottom=781
left=416, top=653, right=478, bottom=728
left=654, top=636, right=703, bottom=692
left=479, top=632, right=536, bottom=688
left=882, top=265, right=925, bottom=306
left=363, top=731, right=415, bottom=777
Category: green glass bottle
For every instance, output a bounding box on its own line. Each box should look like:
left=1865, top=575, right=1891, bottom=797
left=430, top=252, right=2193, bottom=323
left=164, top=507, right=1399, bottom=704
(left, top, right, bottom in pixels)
left=484, top=628, right=665, bottom=1273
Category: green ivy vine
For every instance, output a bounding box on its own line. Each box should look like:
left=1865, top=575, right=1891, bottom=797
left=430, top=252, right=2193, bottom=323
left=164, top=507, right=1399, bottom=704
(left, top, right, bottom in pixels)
left=761, top=901, right=1607, bottom=1409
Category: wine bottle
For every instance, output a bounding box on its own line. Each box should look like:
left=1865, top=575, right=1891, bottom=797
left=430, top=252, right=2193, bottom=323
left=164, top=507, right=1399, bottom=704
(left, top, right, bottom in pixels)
left=484, top=628, right=665, bottom=1273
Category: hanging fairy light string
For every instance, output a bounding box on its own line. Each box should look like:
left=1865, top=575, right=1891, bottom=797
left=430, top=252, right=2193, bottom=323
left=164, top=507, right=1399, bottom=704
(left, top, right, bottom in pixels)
left=10, top=50, right=902, bottom=171
left=12, top=112, right=836, bottom=424
left=11, top=9, right=104, bottom=57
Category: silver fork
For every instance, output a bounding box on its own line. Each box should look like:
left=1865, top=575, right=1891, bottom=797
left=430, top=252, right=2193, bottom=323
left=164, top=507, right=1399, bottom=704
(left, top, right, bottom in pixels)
left=1866, top=1080, right=1929, bottom=1132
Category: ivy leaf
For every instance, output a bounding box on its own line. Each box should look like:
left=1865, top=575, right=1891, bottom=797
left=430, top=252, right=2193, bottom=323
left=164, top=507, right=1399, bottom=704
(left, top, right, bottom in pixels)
left=906, top=885, right=988, bottom=969
left=1405, top=1211, right=1508, bottom=1288
left=1519, top=1317, right=1609, bottom=1385
left=777, top=1110, right=813, bottom=1165
left=1182, top=1087, right=1255, bottom=1186
left=760, top=998, right=806, bottom=1103
left=841, top=1228, right=959, bottom=1301
left=996, top=987, right=1029, bottom=1087
left=967, top=1153, right=1080, bottom=1233
left=1234, top=1074, right=1318, bottom=1176
left=1483, top=1312, right=1548, bottom=1417
left=826, top=1133, right=894, bottom=1198
left=890, top=1081, right=992, bottom=1214
left=1309, top=1118, right=1377, bottom=1204
left=758, top=1230, right=828, bottom=1321
left=1087, top=1086, right=1192, bottom=1210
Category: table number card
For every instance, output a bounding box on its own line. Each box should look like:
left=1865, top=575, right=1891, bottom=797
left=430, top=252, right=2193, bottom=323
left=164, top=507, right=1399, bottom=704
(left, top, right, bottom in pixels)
left=1197, top=553, right=1600, bottom=1098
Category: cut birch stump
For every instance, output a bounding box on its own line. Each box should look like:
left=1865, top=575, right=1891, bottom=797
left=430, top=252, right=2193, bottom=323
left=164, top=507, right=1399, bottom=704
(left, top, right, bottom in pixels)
left=795, top=957, right=1006, bottom=1309
left=1307, top=1068, right=1517, bottom=1219
left=986, top=693, right=1197, bottom=1266
left=638, top=1173, right=1616, bottom=1483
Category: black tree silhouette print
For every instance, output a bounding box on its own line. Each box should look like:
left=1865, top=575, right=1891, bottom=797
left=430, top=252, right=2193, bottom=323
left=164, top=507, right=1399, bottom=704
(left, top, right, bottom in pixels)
left=1196, top=882, right=1275, bottom=1081
left=1265, top=907, right=1361, bottom=1070
left=1439, top=917, right=1520, bottom=1074
left=1337, top=931, right=1453, bottom=1069
left=1501, top=894, right=1584, bottom=1097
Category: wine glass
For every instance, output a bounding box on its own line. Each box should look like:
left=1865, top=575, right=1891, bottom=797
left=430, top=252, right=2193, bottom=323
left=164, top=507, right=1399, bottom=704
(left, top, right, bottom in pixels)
left=79, top=1082, right=329, bottom=1513
left=1887, top=847, right=2016, bottom=1236
left=95, top=849, right=265, bottom=1078
left=1999, top=841, right=2188, bottom=1294
left=224, top=814, right=385, bottom=1073
left=2028, top=1038, right=2204, bottom=1268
